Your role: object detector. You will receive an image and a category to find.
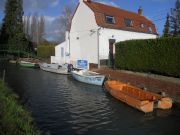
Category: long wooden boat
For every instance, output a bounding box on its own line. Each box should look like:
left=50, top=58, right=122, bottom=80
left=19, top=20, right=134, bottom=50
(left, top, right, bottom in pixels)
left=105, top=80, right=172, bottom=113
left=71, top=70, right=106, bottom=86
left=19, top=61, right=39, bottom=68
left=39, top=63, right=69, bottom=75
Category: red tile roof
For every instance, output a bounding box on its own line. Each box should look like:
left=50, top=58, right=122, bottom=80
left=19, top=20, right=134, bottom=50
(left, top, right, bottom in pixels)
left=84, top=1, right=157, bottom=35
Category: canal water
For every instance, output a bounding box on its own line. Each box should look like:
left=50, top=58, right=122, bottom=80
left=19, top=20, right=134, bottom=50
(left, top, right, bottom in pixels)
left=0, top=63, right=180, bottom=135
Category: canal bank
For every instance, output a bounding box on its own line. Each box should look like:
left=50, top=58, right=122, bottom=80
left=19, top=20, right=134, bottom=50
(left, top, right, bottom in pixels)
left=1, top=64, right=180, bottom=135
left=95, top=68, right=180, bottom=102
left=0, top=79, right=40, bottom=135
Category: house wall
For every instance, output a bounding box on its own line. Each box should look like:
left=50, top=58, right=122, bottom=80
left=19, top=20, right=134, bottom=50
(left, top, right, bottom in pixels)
left=70, top=1, right=99, bottom=67
left=52, top=1, right=158, bottom=69
left=99, top=28, right=157, bottom=60
left=51, top=41, right=70, bottom=65
left=51, top=32, right=70, bottom=65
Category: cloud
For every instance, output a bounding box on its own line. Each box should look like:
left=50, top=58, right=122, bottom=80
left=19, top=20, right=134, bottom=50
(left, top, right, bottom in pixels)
left=0, top=0, right=59, bottom=12
left=0, top=0, right=5, bottom=10
left=94, top=0, right=119, bottom=7
left=44, top=16, right=63, bottom=42
left=23, top=0, right=59, bottom=13
left=51, top=0, right=59, bottom=7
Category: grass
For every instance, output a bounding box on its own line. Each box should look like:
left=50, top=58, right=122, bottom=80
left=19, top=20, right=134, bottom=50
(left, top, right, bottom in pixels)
left=0, top=79, right=40, bottom=135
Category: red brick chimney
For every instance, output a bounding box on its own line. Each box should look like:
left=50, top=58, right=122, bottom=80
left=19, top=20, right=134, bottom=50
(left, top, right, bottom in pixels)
left=138, top=6, right=143, bottom=15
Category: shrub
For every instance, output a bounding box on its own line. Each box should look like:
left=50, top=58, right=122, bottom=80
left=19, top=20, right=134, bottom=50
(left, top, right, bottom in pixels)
left=115, top=37, right=180, bottom=77
left=37, top=45, right=55, bottom=59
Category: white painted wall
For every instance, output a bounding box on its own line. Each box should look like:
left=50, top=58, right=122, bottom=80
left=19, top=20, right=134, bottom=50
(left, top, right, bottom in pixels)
left=51, top=31, right=70, bottom=65
left=51, top=42, right=66, bottom=65
left=99, top=28, right=157, bottom=60
left=70, top=1, right=99, bottom=67
left=52, top=1, right=158, bottom=68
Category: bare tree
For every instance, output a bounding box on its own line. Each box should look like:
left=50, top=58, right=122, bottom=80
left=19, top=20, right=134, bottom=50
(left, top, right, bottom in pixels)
left=26, top=14, right=30, bottom=36
left=38, top=16, right=45, bottom=43
left=31, top=15, right=38, bottom=43
left=23, top=14, right=31, bottom=38
left=23, top=13, right=46, bottom=45
left=59, top=4, right=74, bottom=42
left=23, top=16, right=26, bottom=34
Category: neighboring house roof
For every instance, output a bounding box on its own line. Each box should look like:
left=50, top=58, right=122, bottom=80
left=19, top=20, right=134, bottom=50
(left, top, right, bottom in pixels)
left=84, top=1, right=157, bottom=35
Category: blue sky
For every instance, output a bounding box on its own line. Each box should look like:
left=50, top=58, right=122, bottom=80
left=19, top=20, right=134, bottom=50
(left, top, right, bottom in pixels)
left=0, top=0, right=177, bottom=41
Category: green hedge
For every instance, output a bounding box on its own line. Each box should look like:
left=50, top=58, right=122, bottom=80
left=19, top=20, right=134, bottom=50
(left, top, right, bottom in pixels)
left=37, top=45, right=55, bottom=59
left=115, top=37, right=180, bottom=77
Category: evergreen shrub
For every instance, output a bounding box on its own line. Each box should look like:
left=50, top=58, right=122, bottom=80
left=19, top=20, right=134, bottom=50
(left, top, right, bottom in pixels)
left=115, top=37, right=180, bottom=77
left=37, top=45, right=55, bottom=58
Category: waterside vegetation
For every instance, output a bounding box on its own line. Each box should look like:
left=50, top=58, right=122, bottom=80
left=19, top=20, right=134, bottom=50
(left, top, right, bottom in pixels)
left=0, top=79, right=40, bottom=135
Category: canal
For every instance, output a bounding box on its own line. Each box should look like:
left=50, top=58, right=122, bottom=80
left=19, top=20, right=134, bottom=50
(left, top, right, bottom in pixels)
left=0, top=63, right=180, bottom=135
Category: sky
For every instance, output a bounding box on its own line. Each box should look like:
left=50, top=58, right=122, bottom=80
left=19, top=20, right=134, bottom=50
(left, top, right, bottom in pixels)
left=0, top=0, right=177, bottom=42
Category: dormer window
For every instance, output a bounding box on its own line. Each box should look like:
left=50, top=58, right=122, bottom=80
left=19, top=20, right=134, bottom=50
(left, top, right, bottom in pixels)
left=140, top=23, right=144, bottom=28
left=105, top=15, right=115, bottom=24
left=124, top=18, right=133, bottom=27
left=148, top=26, right=152, bottom=33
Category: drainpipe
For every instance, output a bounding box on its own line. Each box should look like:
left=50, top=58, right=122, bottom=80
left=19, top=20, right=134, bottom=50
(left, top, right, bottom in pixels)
left=97, top=27, right=101, bottom=68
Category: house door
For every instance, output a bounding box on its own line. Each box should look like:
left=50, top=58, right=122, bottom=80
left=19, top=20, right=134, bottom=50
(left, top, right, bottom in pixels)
left=109, top=39, right=116, bottom=68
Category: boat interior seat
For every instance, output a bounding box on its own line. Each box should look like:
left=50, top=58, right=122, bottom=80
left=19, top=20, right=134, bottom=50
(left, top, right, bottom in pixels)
left=122, top=85, right=155, bottom=101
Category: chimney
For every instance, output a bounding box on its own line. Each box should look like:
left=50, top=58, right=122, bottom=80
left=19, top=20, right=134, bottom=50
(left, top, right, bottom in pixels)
left=138, top=6, right=143, bottom=15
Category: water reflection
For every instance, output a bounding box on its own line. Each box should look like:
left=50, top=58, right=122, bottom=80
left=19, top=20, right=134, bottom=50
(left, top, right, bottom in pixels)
left=1, top=64, right=180, bottom=135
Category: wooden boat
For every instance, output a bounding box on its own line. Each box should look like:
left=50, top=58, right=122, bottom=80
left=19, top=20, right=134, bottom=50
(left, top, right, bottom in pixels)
left=71, top=70, right=105, bottom=86
left=105, top=80, right=172, bottom=113
left=39, top=63, right=69, bottom=75
left=19, top=61, right=39, bottom=68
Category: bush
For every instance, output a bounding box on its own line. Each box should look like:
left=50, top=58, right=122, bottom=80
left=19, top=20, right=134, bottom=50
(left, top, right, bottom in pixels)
left=115, top=37, right=180, bottom=77
left=37, top=45, right=55, bottom=59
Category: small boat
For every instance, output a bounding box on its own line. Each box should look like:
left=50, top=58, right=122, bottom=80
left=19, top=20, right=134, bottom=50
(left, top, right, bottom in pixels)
left=105, top=80, right=172, bottom=113
left=9, top=60, right=17, bottom=64
left=39, top=63, right=69, bottom=75
left=71, top=70, right=106, bottom=86
left=19, top=61, right=39, bottom=68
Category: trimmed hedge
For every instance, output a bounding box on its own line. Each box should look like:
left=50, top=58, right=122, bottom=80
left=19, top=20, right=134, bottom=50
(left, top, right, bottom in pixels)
left=37, top=45, right=55, bottom=59
left=115, top=37, right=180, bottom=77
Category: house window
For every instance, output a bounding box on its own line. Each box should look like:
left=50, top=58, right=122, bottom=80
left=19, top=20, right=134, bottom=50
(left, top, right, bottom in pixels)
left=105, top=15, right=115, bottom=24
left=61, top=47, right=64, bottom=58
left=148, top=26, right=153, bottom=33
left=140, top=23, right=144, bottom=28
left=124, top=18, right=133, bottom=27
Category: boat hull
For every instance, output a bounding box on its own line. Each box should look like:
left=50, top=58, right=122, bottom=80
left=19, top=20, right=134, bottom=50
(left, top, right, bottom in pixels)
left=19, top=61, right=39, bottom=68
left=40, top=63, right=69, bottom=75
left=105, top=81, right=172, bottom=113
left=71, top=70, right=105, bottom=86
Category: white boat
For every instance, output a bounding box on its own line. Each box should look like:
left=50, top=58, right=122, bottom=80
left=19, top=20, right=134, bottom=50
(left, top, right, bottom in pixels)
left=40, top=63, right=69, bottom=75
left=71, top=70, right=106, bottom=86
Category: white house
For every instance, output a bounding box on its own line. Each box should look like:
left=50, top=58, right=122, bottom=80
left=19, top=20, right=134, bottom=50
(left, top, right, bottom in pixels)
left=51, top=0, right=158, bottom=69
